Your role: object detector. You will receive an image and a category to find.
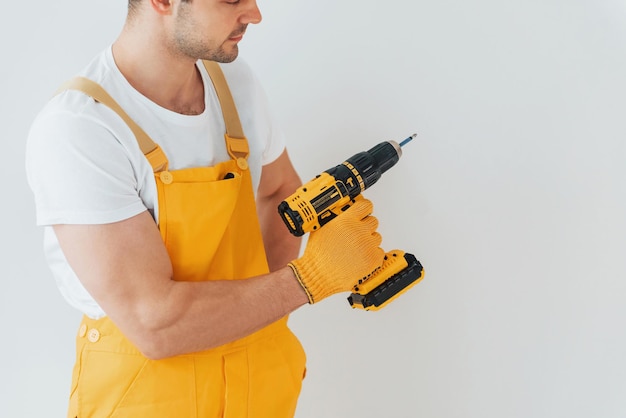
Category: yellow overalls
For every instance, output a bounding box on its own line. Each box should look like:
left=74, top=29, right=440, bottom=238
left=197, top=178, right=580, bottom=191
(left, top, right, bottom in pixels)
left=58, top=61, right=306, bottom=418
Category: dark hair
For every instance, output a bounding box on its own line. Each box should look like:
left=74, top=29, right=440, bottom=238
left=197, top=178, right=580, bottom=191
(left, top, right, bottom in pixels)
left=128, top=0, right=141, bottom=15
left=128, top=0, right=191, bottom=12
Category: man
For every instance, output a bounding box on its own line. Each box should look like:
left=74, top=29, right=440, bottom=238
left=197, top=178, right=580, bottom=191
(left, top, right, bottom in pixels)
left=26, top=0, right=384, bottom=417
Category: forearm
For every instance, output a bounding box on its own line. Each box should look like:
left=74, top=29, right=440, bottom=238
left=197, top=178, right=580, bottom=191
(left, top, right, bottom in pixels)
left=258, top=201, right=302, bottom=271
left=257, top=150, right=303, bottom=271
left=114, top=266, right=308, bottom=359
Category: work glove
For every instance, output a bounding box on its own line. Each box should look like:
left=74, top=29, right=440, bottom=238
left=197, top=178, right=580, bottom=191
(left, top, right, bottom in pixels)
left=288, top=198, right=385, bottom=304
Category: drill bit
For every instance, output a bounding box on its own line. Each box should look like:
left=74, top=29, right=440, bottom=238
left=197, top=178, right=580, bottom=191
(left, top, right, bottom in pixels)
left=399, top=133, right=417, bottom=147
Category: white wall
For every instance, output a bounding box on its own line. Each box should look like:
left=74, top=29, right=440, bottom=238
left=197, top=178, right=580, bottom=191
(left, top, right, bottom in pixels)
left=3, top=1, right=626, bottom=417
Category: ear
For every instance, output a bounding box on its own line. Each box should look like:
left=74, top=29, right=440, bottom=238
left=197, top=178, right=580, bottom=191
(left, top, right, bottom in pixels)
left=149, top=0, right=174, bottom=15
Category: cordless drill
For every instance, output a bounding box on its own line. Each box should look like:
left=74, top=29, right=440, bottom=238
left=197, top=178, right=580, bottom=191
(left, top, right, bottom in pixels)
left=278, top=135, right=425, bottom=310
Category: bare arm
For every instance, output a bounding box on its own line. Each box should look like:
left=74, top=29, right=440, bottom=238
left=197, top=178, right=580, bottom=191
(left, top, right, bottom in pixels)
left=256, top=149, right=303, bottom=271
left=54, top=208, right=308, bottom=360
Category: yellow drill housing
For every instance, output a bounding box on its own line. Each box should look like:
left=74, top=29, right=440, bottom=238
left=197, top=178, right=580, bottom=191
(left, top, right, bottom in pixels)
left=278, top=172, right=354, bottom=236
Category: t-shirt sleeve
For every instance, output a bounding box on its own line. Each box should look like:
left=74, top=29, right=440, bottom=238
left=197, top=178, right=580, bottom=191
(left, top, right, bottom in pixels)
left=255, top=82, right=287, bottom=166
left=258, top=85, right=286, bottom=165
left=26, top=103, right=148, bottom=226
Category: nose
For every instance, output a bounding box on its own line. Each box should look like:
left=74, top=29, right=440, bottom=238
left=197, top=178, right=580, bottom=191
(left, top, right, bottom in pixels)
left=242, top=0, right=262, bottom=25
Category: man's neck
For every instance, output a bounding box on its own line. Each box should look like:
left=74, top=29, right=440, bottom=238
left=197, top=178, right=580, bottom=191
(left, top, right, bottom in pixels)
left=111, top=26, right=205, bottom=115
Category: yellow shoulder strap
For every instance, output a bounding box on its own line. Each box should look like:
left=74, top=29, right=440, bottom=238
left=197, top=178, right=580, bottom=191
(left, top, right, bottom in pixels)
left=56, top=77, right=169, bottom=172
left=202, top=60, right=250, bottom=161
left=56, top=62, right=248, bottom=170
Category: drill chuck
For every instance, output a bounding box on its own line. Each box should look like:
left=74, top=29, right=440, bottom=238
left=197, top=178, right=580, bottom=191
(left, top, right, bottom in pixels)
left=328, top=140, right=402, bottom=196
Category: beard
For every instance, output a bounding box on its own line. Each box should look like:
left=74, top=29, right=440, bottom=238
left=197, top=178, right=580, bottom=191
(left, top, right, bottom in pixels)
left=174, top=31, right=243, bottom=63
left=172, top=4, right=246, bottom=63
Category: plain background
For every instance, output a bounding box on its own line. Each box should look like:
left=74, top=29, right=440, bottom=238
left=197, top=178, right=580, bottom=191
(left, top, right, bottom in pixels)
left=2, top=0, right=626, bottom=417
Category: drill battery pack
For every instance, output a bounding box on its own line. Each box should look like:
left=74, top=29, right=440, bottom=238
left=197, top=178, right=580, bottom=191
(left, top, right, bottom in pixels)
left=348, top=250, right=424, bottom=311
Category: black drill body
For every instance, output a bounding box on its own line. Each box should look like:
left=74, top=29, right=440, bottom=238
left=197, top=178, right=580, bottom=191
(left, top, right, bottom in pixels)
left=326, top=140, right=401, bottom=198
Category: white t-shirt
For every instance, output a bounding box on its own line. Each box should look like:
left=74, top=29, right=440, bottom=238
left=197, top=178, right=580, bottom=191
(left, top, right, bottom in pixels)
left=26, top=47, right=286, bottom=319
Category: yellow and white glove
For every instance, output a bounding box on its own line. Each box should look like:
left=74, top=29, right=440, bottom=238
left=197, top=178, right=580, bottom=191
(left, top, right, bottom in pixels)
left=288, top=198, right=385, bottom=304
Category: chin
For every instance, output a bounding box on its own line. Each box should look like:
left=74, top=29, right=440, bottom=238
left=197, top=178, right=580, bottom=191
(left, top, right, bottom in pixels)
left=207, top=46, right=239, bottom=63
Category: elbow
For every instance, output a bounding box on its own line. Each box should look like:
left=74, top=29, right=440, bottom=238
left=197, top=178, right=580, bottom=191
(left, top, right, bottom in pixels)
left=131, top=327, right=180, bottom=360
left=124, top=322, right=175, bottom=360
left=122, top=305, right=182, bottom=360
left=138, top=343, right=172, bottom=361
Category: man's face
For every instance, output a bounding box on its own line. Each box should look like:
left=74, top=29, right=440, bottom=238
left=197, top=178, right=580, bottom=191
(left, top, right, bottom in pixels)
left=170, top=0, right=262, bottom=63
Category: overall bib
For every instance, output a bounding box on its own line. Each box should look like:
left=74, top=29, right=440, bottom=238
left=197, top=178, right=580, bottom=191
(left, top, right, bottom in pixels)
left=59, top=61, right=306, bottom=418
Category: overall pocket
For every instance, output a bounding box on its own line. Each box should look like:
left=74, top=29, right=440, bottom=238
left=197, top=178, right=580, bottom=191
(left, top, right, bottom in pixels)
left=246, top=329, right=307, bottom=418
left=77, top=349, right=195, bottom=418
left=156, top=168, right=243, bottom=282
